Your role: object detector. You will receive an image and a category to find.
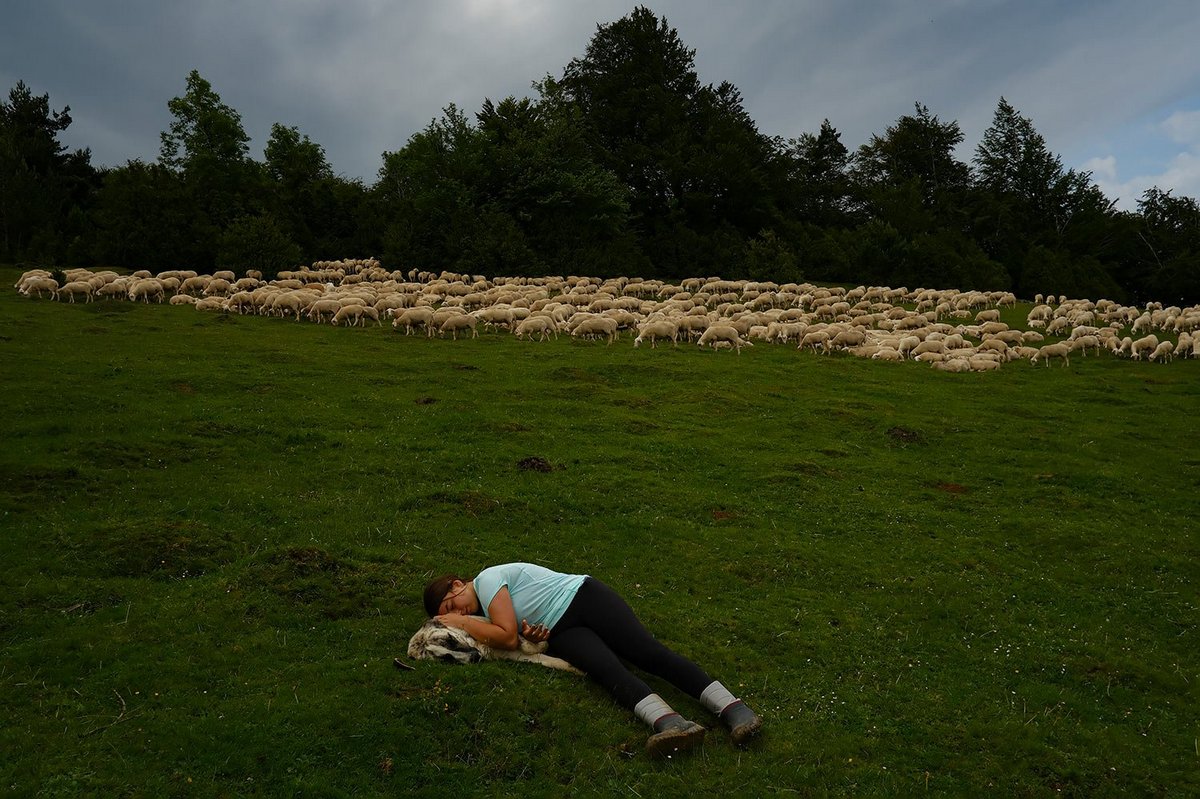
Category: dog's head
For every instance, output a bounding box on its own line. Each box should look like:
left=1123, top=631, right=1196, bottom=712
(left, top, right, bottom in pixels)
left=407, top=619, right=484, bottom=665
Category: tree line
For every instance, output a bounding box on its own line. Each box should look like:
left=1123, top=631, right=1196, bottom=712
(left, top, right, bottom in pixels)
left=3, top=6, right=1197, bottom=303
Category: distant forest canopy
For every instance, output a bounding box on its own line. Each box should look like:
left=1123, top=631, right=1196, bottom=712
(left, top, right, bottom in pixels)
left=2, top=6, right=1198, bottom=304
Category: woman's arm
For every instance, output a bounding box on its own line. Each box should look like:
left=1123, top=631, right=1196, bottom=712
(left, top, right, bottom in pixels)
left=437, top=586, right=519, bottom=650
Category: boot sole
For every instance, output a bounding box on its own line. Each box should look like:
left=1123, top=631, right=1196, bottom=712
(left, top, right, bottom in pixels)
left=646, top=724, right=706, bottom=758
left=730, top=716, right=762, bottom=746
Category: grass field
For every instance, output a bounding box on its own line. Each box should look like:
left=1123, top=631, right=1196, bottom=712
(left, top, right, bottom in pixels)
left=2, top=267, right=1198, bottom=797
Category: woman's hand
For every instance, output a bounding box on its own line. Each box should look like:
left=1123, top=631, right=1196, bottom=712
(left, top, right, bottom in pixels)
left=521, top=619, right=550, bottom=643
left=435, top=614, right=467, bottom=629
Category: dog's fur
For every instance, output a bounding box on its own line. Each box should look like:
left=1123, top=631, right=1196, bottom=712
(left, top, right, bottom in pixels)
left=407, top=619, right=581, bottom=673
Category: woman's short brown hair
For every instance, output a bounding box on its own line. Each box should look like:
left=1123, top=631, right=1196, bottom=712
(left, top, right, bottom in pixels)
left=423, top=574, right=464, bottom=617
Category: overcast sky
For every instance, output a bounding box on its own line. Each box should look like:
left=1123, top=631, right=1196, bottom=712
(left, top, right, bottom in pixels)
left=4, top=1, right=1199, bottom=211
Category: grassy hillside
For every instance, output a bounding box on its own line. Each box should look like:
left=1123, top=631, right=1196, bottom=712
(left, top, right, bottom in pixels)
left=2, top=270, right=1197, bottom=797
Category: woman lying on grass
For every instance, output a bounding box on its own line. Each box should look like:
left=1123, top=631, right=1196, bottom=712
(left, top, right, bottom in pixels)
left=424, top=562, right=761, bottom=758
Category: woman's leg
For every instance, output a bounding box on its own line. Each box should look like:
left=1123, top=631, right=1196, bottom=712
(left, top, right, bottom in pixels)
left=551, top=578, right=763, bottom=746
left=548, top=623, right=707, bottom=758
left=547, top=625, right=652, bottom=710
left=551, top=578, right=712, bottom=699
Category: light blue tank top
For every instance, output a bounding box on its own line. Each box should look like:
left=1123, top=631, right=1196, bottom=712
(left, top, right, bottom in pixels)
left=474, top=563, right=587, bottom=630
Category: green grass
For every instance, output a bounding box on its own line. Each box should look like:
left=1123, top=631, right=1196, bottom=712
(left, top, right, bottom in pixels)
left=2, top=269, right=1198, bottom=797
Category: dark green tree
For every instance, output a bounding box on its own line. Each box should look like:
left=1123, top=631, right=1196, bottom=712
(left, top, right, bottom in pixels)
left=0, top=80, right=97, bottom=262
left=89, top=160, right=193, bottom=267
left=217, top=214, right=302, bottom=279
left=1130, top=187, right=1200, bottom=303
left=263, top=123, right=342, bottom=260
left=376, top=104, right=487, bottom=272
left=558, top=6, right=779, bottom=275
left=158, top=70, right=263, bottom=268
left=160, top=70, right=251, bottom=173
left=971, top=97, right=1119, bottom=295
left=853, top=102, right=970, bottom=221
left=782, top=119, right=854, bottom=227
left=475, top=94, right=635, bottom=275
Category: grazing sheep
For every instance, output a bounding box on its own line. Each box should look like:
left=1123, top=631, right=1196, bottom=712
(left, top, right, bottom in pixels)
left=55, top=281, right=94, bottom=303
left=968, top=356, right=1002, bottom=372
left=697, top=324, right=750, bottom=353
left=1147, top=341, right=1174, bottom=363
left=128, top=279, right=165, bottom=303
left=1045, top=317, right=1070, bottom=336
left=1071, top=335, right=1101, bottom=356
left=1130, top=335, right=1159, bottom=360
left=633, top=319, right=679, bottom=348
left=307, top=297, right=340, bottom=321
left=1008, top=346, right=1038, bottom=361
left=359, top=306, right=382, bottom=327
left=932, top=358, right=970, bottom=372
left=194, top=297, right=226, bottom=312
left=202, top=278, right=232, bottom=297
left=871, top=347, right=903, bottom=362
left=169, top=294, right=197, bottom=306
left=212, top=270, right=236, bottom=282
left=439, top=314, right=479, bottom=340
left=571, top=316, right=618, bottom=344
left=331, top=304, right=366, bottom=327
left=830, top=328, right=867, bottom=349
left=1175, top=331, right=1192, bottom=358
left=978, top=338, right=1008, bottom=354
left=513, top=315, right=557, bottom=342
left=897, top=335, right=922, bottom=358
left=20, top=276, right=58, bottom=298
left=392, top=307, right=434, bottom=335
left=1032, top=342, right=1071, bottom=367
left=798, top=329, right=830, bottom=353
left=179, top=275, right=211, bottom=295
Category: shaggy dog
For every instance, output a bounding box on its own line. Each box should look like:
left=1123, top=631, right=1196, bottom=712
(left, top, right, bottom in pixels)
left=407, top=619, right=580, bottom=673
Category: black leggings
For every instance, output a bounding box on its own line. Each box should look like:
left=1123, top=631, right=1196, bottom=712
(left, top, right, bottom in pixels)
left=547, top=578, right=712, bottom=710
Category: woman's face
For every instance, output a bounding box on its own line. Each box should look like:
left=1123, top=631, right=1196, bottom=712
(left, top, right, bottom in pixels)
left=438, top=580, right=475, bottom=615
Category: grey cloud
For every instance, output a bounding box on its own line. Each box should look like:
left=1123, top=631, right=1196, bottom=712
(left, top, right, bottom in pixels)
left=4, top=0, right=1199, bottom=200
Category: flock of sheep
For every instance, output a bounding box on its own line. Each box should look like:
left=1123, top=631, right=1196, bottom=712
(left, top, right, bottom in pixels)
left=14, top=260, right=1200, bottom=371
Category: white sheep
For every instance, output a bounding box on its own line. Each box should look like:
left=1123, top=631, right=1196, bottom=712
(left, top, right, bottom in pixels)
left=932, top=358, right=970, bottom=372
left=633, top=319, right=679, bottom=348
left=331, top=305, right=366, bottom=327
left=697, top=324, right=750, bottom=353
left=392, top=307, right=434, bottom=335
left=202, top=278, right=232, bottom=297
left=513, top=315, right=557, bottom=342
left=128, top=279, right=165, bottom=303
left=830, top=328, right=867, bottom=350
left=299, top=298, right=333, bottom=323
left=194, top=297, right=226, bottom=312
left=571, top=316, right=618, bottom=345
left=1130, top=335, right=1159, bottom=360
left=1032, top=342, right=1071, bottom=367
left=439, top=314, right=478, bottom=340
left=1071, top=335, right=1100, bottom=356
left=21, top=276, right=59, bottom=298
left=1147, top=341, right=1174, bottom=363
left=55, top=281, right=94, bottom=303
left=1176, top=331, right=1192, bottom=358
left=968, top=356, right=1002, bottom=372
left=798, top=329, right=830, bottom=354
